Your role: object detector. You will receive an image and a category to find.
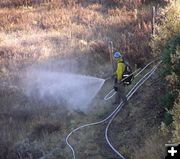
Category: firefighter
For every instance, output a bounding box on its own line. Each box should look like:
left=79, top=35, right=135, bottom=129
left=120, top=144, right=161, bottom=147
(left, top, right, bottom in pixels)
left=112, top=51, right=128, bottom=105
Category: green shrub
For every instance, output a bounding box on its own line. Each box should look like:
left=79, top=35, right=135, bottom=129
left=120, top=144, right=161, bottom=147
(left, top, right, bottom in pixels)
left=160, top=34, right=180, bottom=126
left=161, top=34, right=180, bottom=76
left=151, top=1, right=180, bottom=55
left=159, top=91, right=176, bottom=110
left=152, top=1, right=180, bottom=127
left=163, top=111, right=173, bottom=126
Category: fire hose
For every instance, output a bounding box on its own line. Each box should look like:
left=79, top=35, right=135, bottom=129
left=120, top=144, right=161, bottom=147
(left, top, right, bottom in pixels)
left=105, top=61, right=162, bottom=159
left=65, top=60, right=161, bottom=159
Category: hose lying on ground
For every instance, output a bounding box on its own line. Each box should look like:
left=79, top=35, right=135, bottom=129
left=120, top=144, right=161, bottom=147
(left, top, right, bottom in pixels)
left=105, top=61, right=162, bottom=159
left=65, top=60, right=160, bottom=159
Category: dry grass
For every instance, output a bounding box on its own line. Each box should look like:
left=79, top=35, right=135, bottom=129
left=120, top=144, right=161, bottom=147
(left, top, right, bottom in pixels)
left=0, top=2, right=153, bottom=74
left=172, top=93, right=180, bottom=143
left=0, top=0, right=75, bottom=8
left=0, top=85, right=72, bottom=159
left=90, top=73, right=165, bottom=159
left=0, top=1, right=165, bottom=159
left=133, top=133, right=167, bottom=159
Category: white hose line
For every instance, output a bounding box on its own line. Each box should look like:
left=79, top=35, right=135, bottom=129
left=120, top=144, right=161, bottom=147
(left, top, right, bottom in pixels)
left=105, top=62, right=162, bottom=159
left=104, top=60, right=156, bottom=101
left=104, top=89, right=116, bottom=101
left=65, top=61, right=159, bottom=159
left=65, top=100, right=124, bottom=159
left=134, top=60, right=156, bottom=78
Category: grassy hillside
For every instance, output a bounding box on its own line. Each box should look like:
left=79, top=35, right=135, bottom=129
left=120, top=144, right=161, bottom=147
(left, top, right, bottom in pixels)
left=0, top=0, right=177, bottom=159
left=0, top=0, right=156, bottom=71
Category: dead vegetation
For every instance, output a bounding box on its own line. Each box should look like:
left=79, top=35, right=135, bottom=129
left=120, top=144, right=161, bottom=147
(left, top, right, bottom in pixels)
left=0, top=1, right=172, bottom=159
left=94, top=74, right=166, bottom=159
left=133, top=133, right=166, bottom=159
left=0, top=1, right=154, bottom=75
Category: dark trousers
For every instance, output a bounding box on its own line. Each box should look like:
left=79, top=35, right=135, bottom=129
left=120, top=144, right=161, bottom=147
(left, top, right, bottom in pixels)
left=115, top=82, right=127, bottom=104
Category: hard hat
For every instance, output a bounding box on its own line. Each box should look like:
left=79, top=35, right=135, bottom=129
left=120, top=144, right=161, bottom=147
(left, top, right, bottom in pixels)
left=114, top=51, right=121, bottom=58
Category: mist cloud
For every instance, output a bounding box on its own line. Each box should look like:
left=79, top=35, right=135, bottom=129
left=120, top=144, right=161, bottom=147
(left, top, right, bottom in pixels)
left=22, top=69, right=105, bottom=111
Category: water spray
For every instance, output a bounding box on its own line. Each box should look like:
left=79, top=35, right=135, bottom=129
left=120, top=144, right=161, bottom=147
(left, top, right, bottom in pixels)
left=23, top=70, right=105, bottom=111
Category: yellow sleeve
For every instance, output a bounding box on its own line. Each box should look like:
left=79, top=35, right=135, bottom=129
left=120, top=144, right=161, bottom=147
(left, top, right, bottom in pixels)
left=116, top=63, right=125, bottom=81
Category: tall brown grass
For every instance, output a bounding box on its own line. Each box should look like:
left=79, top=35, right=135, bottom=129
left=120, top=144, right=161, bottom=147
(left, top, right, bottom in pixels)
left=133, top=133, right=167, bottom=159
left=0, top=1, right=153, bottom=71
left=0, top=1, right=165, bottom=159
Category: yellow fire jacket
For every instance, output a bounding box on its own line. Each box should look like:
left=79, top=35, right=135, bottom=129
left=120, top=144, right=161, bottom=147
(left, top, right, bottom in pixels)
left=114, top=58, right=125, bottom=81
